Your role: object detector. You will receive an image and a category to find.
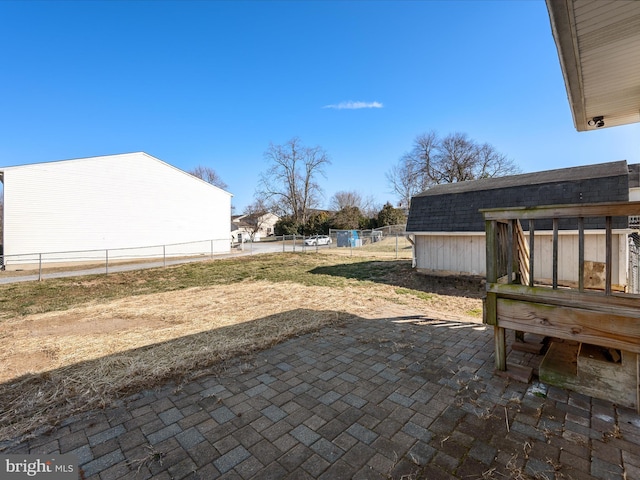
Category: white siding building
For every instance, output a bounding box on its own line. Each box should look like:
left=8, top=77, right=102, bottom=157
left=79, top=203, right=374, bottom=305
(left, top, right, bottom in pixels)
left=0, top=152, right=232, bottom=267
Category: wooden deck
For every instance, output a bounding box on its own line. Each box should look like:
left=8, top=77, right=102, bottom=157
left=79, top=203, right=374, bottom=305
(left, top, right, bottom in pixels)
left=482, top=201, right=640, bottom=412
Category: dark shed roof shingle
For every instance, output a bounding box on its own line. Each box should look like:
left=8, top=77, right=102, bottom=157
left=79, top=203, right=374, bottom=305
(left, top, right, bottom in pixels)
left=407, top=161, right=631, bottom=233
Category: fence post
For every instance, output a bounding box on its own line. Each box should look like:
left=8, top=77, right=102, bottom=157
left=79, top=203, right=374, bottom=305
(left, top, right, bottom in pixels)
left=293, top=235, right=296, bottom=252
left=38, top=253, right=42, bottom=281
left=211, top=239, right=214, bottom=259
left=163, top=245, right=166, bottom=267
left=105, top=250, right=109, bottom=275
left=396, top=234, right=399, bottom=259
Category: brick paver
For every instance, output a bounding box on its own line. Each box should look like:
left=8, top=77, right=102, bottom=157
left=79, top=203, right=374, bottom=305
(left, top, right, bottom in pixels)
left=2, top=309, right=640, bottom=479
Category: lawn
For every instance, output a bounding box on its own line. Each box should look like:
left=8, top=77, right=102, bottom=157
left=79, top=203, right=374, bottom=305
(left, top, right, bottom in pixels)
left=0, top=252, right=482, bottom=443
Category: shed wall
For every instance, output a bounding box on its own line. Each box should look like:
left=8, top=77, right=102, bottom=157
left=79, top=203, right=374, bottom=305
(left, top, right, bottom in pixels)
left=3, top=153, right=231, bottom=263
left=414, top=231, right=627, bottom=286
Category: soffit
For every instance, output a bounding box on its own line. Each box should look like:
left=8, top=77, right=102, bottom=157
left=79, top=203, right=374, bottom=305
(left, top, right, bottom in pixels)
left=547, top=0, right=640, bottom=131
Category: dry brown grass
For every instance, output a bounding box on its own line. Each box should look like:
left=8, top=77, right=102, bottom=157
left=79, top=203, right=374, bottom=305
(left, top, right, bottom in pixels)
left=0, top=253, right=481, bottom=444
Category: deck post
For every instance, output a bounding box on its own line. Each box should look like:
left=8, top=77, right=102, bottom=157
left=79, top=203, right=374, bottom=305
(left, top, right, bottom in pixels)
left=552, top=218, right=559, bottom=289
left=484, top=220, right=498, bottom=327
left=494, top=326, right=506, bottom=371
left=605, top=216, right=612, bottom=295
left=485, top=219, right=505, bottom=369
left=486, top=220, right=498, bottom=284
left=507, top=220, right=514, bottom=284
left=578, top=217, right=584, bottom=292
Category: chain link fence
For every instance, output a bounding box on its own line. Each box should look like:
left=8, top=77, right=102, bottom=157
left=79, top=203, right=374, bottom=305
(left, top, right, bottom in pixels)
left=237, top=230, right=413, bottom=259
left=1, top=238, right=231, bottom=280
left=0, top=228, right=413, bottom=281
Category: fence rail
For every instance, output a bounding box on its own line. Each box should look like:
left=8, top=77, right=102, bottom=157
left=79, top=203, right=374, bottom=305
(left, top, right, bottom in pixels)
left=1, top=238, right=231, bottom=279
left=258, top=232, right=412, bottom=258
left=0, top=232, right=413, bottom=281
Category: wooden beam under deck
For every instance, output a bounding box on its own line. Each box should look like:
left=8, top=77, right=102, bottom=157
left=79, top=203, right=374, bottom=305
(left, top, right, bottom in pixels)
left=496, top=298, right=640, bottom=354
left=487, top=283, right=640, bottom=315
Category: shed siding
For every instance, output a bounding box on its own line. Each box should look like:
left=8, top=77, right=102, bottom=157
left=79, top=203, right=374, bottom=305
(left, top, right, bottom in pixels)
left=3, top=153, right=231, bottom=262
left=414, top=231, right=627, bottom=286
left=415, top=234, right=486, bottom=276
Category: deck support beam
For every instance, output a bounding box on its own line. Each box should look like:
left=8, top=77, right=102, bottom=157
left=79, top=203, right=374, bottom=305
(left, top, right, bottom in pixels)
left=494, top=326, right=506, bottom=371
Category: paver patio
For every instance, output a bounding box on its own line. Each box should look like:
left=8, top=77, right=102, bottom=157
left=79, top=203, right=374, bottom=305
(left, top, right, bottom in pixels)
left=2, top=306, right=639, bottom=479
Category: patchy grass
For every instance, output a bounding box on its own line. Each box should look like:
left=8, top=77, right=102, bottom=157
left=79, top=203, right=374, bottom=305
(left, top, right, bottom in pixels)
left=0, top=254, right=352, bottom=318
left=395, top=287, right=434, bottom=302
left=0, top=252, right=482, bottom=443
left=0, top=253, right=482, bottom=319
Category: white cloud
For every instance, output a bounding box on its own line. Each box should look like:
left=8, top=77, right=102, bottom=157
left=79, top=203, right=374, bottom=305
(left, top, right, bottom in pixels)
left=323, top=101, right=383, bottom=110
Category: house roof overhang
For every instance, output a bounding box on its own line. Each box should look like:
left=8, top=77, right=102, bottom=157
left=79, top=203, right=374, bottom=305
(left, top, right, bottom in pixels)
left=546, top=0, right=640, bottom=131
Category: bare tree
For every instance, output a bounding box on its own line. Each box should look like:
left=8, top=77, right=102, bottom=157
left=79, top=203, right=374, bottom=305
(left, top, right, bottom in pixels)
left=330, top=190, right=379, bottom=219
left=189, top=165, right=228, bottom=190
left=388, top=131, right=519, bottom=206
left=387, top=131, right=438, bottom=207
left=329, top=191, right=362, bottom=211
left=257, top=137, right=330, bottom=227
left=386, top=160, right=423, bottom=209
left=435, top=132, right=479, bottom=183
left=361, top=198, right=382, bottom=220
left=475, top=142, right=518, bottom=179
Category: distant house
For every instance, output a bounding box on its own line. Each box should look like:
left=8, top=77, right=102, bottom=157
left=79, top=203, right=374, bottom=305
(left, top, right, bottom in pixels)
left=231, top=212, right=279, bottom=243
left=0, top=152, right=232, bottom=267
left=406, top=160, right=633, bottom=287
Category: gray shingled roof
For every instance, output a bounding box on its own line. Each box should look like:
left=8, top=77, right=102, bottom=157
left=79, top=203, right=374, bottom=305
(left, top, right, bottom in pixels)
left=629, top=164, right=640, bottom=188
left=407, top=160, right=630, bottom=233
left=413, top=161, right=629, bottom=197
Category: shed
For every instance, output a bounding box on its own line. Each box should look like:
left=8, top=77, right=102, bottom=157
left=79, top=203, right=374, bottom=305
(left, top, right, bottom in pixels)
left=406, top=160, right=632, bottom=286
left=0, top=152, right=232, bottom=267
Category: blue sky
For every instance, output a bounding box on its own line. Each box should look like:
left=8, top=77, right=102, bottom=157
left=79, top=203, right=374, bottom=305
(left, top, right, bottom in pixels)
left=1, top=0, right=639, bottom=213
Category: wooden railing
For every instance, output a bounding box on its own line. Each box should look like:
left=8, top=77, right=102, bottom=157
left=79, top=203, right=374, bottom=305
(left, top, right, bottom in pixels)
left=482, top=201, right=640, bottom=371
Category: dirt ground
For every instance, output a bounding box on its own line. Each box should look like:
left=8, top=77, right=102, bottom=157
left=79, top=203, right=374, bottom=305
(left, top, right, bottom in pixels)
left=0, top=280, right=481, bottom=383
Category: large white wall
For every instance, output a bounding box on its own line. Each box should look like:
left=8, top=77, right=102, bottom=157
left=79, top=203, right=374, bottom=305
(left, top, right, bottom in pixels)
left=2, top=152, right=231, bottom=264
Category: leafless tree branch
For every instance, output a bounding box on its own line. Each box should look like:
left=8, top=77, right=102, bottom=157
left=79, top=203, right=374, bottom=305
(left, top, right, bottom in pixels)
left=257, top=137, right=330, bottom=226
left=387, top=131, right=520, bottom=206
